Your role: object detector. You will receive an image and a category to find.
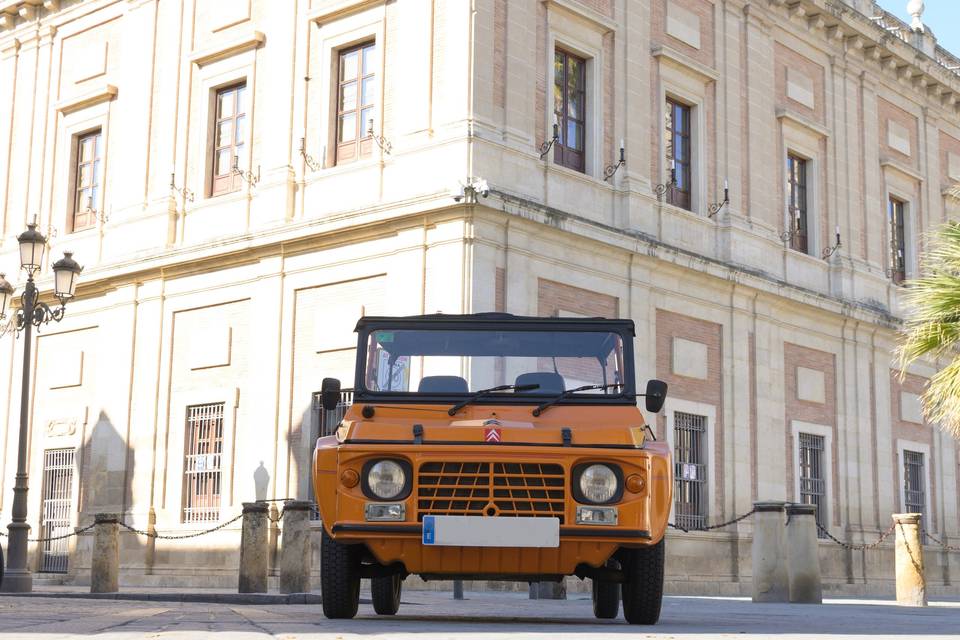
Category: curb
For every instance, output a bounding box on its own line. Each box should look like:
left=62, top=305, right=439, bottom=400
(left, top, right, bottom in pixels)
left=5, top=591, right=324, bottom=605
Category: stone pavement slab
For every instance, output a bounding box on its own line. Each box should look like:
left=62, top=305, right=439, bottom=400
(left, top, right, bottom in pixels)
left=0, top=590, right=956, bottom=638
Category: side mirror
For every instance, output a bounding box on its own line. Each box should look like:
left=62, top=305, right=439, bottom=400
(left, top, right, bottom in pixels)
left=644, top=379, right=668, bottom=413
left=321, top=377, right=342, bottom=411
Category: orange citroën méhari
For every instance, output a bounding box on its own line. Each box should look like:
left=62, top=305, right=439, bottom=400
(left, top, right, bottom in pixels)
left=313, top=313, right=672, bottom=623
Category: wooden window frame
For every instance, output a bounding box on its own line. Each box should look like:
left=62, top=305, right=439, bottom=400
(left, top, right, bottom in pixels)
left=889, top=196, right=907, bottom=285
left=335, top=41, right=376, bottom=166
left=210, top=83, right=247, bottom=198
left=665, top=98, right=692, bottom=211
left=71, top=129, right=102, bottom=233
left=787, top=154, right=809, bottom=254
left=553, top=48, right=586, bottom=173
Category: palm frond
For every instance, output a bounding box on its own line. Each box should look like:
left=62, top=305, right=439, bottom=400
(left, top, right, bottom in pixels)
left=897, top=221, right=960, bottom=439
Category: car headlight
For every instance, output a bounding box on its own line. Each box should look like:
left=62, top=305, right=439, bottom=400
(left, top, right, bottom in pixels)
left=365, top=460, right=408, bottom=500
left=576, top=463, right=620, bottom=504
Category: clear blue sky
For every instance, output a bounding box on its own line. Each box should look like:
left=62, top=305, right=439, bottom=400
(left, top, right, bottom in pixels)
left=875, top=0, right=960, bottom=56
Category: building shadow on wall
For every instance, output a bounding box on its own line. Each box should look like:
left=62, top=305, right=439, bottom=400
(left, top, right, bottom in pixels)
left=286, top=401, right=319, bottom=505
left=71, top=410, right=143, bottom=582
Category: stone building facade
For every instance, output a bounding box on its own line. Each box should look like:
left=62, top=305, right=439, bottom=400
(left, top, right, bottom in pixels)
left=0, top=0, right=957, bottom=594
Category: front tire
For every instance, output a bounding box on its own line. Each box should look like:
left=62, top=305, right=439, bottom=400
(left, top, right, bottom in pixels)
left=620, top=539, right=665, bottom=625
left=320, top=528, right=361, bottom=619
left=592, top=578, right=620, bottom=619
left=371, top=574, right=402, bottom=615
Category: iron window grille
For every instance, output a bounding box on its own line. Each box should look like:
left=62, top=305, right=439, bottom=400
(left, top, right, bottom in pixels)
left=665, top=98, right=692, bottom=211
left=903, top=449, right=926, bottom=544
left=40, top=448, right=75, bottom=573
left=787, top=154, right=809, bottom=254
left=673, top=411, right=708, bottom=530
left=798, top=433, right=827, bottom=538
left=309, top=389, right=353, bottom=520
left=183, top=402, right=225, bottom=523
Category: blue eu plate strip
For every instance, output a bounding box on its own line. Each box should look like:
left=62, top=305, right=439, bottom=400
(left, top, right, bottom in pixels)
left=422, top=515, right=435, bottom=545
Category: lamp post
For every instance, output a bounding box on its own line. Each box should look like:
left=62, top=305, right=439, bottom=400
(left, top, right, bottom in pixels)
left=0, top=223, right=82, bottom=593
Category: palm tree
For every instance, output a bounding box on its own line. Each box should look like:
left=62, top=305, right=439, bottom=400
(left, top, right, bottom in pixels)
left=897, top=221, right=960, bottom=439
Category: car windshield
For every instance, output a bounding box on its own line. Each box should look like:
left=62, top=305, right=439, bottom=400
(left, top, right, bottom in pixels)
left=361, top=328, right=628, bottom=397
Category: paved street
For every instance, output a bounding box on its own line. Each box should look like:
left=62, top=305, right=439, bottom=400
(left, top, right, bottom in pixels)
left=0, top=590, right=956, bottom=639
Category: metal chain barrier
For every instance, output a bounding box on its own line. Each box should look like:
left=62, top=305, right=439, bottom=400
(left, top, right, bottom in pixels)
left=668, top=508, right=756, bottom=533
left=117, top=513, right=243, bottom=540
left=922, top=528, right=960, bottom=552
left=0, top=522, right=97, bottom=543
left=815, top=521, right=896, bottom=551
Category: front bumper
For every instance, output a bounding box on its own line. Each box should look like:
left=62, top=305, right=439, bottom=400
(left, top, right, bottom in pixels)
left=313, top=441, right=671, bottom=575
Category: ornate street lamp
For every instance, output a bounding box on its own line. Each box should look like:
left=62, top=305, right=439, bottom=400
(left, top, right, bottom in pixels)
left=0, top=223, right=82, bottom=593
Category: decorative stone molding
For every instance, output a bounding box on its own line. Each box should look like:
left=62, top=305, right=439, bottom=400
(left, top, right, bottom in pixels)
left=651, top=45, right=719, bottom=82
left=541, top=0, right=617, bottom=34
left=189, top=30, right=264, bottom=67
left=666, top=1, right=701, bottom=50
left=308, top=0, right=385, bottom=25
left=880, top=157, right=924, bottom=182
left=776, top=107, right=829, bottom=137
left=55, top=83, right=118, bottom=114
left=900, top=391, right=924, bottom=424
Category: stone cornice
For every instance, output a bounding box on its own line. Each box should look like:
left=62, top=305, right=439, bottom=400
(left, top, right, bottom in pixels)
left=189, top=30, right=264, bottom=67
left=651, top=45, right=719, bottom=82
left=776, top=107, right=830, bottom=138
left=55, top=83, right=117, bottom=114
left=308, top=0, right=385, bottom=25
left=765, top=0, right=960, bottom=117
left=541, top=0, right=617, bottom=34
left=880, top=156, right=924, bottom=183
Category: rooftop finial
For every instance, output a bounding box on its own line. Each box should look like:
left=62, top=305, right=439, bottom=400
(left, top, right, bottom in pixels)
left=907, top=0, right=925, bottom=32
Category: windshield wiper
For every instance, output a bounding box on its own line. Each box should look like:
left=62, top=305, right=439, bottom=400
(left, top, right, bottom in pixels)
left=447, top=383, right=540, bottom=416
left=532, top=383, right=625, bottom=417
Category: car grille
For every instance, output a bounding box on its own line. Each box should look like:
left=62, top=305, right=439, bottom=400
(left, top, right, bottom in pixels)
left=417, top=461, right=566, bottom=523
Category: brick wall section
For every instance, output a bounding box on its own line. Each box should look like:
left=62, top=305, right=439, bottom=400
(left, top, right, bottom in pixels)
left=574, top=0, right=614, bottom=18
left=774, top=43, right=826, bottom=124
left=938, top=130, right=960, bottom=184
left=877, top=98, right=919, bottom=170
left=783, top=342, right=840, bottom=525
left=889, top=370, right=936, bottom=531
left=650, top=0, right=716, bottom=68
left=493, top=0, right=507, bottom=111
left=537, top=278, right=618, bottom=318
left=655, top=309, right=724, bottom=515
left=537, top=279, right=619, bottom=383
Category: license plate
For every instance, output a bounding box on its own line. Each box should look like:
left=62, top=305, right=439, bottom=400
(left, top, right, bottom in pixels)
left=421, top=515, right=560, bottom=548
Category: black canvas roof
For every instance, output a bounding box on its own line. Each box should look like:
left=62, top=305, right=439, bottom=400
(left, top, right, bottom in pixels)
left=355, top=312, right=635, bottom=335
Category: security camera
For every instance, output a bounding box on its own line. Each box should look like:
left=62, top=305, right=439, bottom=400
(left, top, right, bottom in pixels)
left=451, top=182, right=466, bottom=202
left=473, top=178, right=490, bottom=198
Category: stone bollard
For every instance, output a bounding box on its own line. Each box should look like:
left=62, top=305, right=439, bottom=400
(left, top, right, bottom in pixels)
left=751, top=501, right=788, bottom=603
left=893, top=513, right=926, bottom=607
left=785, top=503, right=821, bottom=604
left=238, top=502, right=269, bottom=594
left=529, top=580, right=566, bottom=600
left=91, top=513, right=119, bottom=594
left=279, top=501, right=312, bottom=594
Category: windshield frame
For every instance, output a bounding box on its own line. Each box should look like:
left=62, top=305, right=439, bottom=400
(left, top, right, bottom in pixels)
left=352, top=315, right=637, bottom=407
